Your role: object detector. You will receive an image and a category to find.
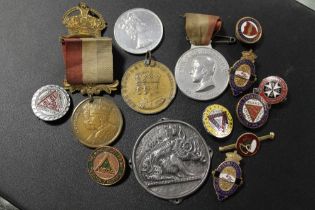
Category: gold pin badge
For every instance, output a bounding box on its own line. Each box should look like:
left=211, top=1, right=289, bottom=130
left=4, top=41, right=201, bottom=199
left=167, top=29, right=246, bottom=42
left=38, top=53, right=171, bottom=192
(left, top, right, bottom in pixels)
left=219, top=132, right=275, bottom=156
left=202, top=104, right=233, bottom=138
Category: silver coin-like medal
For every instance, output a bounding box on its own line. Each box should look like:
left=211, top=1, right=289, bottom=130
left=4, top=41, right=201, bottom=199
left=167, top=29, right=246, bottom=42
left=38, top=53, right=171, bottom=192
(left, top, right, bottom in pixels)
left=31, top=85, right=71, bottom=121
left=131, top=118, right=212, bottom=204
left=114, top=8, right=163, bottom=54
left=175, top=44, right=229, bottom=101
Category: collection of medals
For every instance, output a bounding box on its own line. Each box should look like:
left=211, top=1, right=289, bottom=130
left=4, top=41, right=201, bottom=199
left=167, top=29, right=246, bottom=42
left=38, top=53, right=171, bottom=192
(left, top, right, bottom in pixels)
left=31, top=3, right=288, bottom=204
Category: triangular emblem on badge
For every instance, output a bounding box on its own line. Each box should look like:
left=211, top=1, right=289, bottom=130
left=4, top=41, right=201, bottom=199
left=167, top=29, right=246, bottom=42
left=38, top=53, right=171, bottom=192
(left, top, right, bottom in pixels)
left=37, top=90, right=61, bottom=112
left=245, top=104, right=262, bottom=122
left=209, top=111, right=228, bottom=131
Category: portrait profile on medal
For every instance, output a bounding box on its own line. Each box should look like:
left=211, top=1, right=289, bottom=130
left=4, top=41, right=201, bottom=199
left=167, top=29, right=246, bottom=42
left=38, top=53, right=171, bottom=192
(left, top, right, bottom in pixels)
left=118, top=12, right=153, bottom=49
left=190, top=56, right=216, bottom=92
left=82, top=101, right=118, bottom=144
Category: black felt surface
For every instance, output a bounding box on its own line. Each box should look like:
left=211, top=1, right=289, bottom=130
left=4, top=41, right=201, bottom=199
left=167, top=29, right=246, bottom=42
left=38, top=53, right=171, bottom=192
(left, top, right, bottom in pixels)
left=0, top=0, right=314, bottom=209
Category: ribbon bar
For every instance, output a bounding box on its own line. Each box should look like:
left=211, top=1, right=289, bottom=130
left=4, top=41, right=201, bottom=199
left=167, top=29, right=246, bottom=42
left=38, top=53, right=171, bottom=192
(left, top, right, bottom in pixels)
left=62, top=37, right=113, bottom=85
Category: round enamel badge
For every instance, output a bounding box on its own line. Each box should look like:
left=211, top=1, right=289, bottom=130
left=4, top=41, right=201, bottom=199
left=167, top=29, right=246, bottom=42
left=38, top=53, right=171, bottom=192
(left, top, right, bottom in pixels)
left=236, top=133, right=260, bottom=157
left=259, top=76, right=288, bottom=105
left=31, top=85, right=71, bottom=121
left=235, top=17, right=262, bottom=44
left=202, top=104, right=233, bottom=138
left=236, top=93, right=269, bottom=129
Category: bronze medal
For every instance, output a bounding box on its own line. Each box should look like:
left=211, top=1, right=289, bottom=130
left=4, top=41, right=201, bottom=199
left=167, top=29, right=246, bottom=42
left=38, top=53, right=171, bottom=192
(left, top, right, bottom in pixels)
left=71, top=97, right=123, bottom=148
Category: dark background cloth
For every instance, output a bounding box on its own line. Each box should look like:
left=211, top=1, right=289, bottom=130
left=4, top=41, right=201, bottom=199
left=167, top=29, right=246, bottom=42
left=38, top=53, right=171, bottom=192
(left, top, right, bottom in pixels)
left=0, top=0, right=314, bottom=209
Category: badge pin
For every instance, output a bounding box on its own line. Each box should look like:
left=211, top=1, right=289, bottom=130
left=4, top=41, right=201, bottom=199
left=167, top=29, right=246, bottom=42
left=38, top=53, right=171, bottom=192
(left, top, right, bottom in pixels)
left=235, top=17, right=262, bottom=44
left=219, top=132, right=275, bottom=156
left=258, top=76, right=288, bottom=105
left=202, top=104, right=233, bottom=138
left=88, top=146, right=126, bottom=186
left=229, top=50, right=257, bottom=96
left=236, top=93, right=269, bottom=129
left=31, top=85, right=71, bottom=121
left=212, top=151, right=243, bottom=201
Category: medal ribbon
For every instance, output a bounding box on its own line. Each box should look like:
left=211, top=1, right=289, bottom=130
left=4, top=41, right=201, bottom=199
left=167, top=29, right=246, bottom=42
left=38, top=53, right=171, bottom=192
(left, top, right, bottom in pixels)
left=62, top=37, right=113, bottom=85
left=185, top=13, right=222, bottom=45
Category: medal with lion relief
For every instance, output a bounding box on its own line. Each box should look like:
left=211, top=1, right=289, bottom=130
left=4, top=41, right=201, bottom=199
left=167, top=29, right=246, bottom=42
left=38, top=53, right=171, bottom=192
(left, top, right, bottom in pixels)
left=121, top=60, right=176, bottom=114
left=71, top=97, right=123, bottom=148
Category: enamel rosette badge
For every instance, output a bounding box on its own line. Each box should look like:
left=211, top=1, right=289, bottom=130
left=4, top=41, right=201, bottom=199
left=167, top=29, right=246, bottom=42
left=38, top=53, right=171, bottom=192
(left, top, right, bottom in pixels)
left=235, top=17, right=262, bottom=44
left=202, top=104, right=233, bottom=138
left=236, top=93, right=269, bottom=129
left=258, top=76, right=288, bottom=105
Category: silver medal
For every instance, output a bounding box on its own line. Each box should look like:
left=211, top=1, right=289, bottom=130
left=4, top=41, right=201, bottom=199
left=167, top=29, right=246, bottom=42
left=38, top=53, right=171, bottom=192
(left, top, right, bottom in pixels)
left=175, top=44, right=229, bottom=101
left=131, top=118, right=212, bottom=204
left=114, top=8, right=163, bottom=54
left=31, top=85, right=71, bottom=121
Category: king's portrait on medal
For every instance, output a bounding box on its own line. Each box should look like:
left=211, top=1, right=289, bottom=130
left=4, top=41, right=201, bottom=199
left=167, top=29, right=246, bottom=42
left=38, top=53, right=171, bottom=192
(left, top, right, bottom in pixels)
left=134, top=71, right=165, bottom=110
left=82, top=101, right=117, bottom=144
left=190, top=56, right=216, bottom=92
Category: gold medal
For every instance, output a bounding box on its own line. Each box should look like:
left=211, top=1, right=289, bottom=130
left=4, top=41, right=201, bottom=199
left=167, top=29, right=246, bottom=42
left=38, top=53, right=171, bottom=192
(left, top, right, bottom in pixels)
left=71, top=97, right=123, bottom=148
left=121, top=60, right=176, bottom=114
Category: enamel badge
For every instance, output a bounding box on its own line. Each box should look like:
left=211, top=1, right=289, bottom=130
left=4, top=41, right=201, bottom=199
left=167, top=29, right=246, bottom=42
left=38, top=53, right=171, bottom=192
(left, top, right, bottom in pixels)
left=212, top=151, right=243, bottom=201
left=258, top=76, right=288, bottom=105
left=219, top=132, right=275, bottom=157
left=229, top=50, right=257, bottom=96
left=236, top=93, right=269, bottom=129
left=202, top=104, right=233, bottom=138
left=235, top=17, right=262, bottom=44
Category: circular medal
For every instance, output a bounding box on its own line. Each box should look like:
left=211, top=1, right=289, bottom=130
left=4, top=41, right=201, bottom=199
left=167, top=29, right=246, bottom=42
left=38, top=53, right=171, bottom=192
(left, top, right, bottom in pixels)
left=114, top=8, right=163, bottom=54
left=235, top=17, right=262, bottom=44
left=31, top=85, right=70, bottom=121
left=71, top=97, right=123, bottom=148
left=121, top=61, right=176, bottom=114
left=236, top=93, right=269, bottom=129
left=87, top=146, right=125, bottom=186
left=175, top=46, right=229, bottom=101
left=258, top=76, right=288, bottom=105
left=131, top=119, right=212, bottom=203
left=202, top=104, right=233, bottom=138
left=229, top=50, right=257, bottom=96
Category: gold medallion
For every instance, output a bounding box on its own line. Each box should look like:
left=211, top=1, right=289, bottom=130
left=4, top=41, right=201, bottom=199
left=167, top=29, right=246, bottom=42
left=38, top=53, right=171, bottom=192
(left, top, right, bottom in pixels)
left=121, top=60, right=176, bottom=114
left=71, top=97, right=123, bottom=148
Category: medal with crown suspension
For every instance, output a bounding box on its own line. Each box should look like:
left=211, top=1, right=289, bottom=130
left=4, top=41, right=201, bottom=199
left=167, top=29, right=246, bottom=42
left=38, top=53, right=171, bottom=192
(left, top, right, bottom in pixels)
left=114, top=8, right=176, bottom=114
left=175, top=13, right=235, bottom=101
left=60, top=3, right=123, bottom=149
